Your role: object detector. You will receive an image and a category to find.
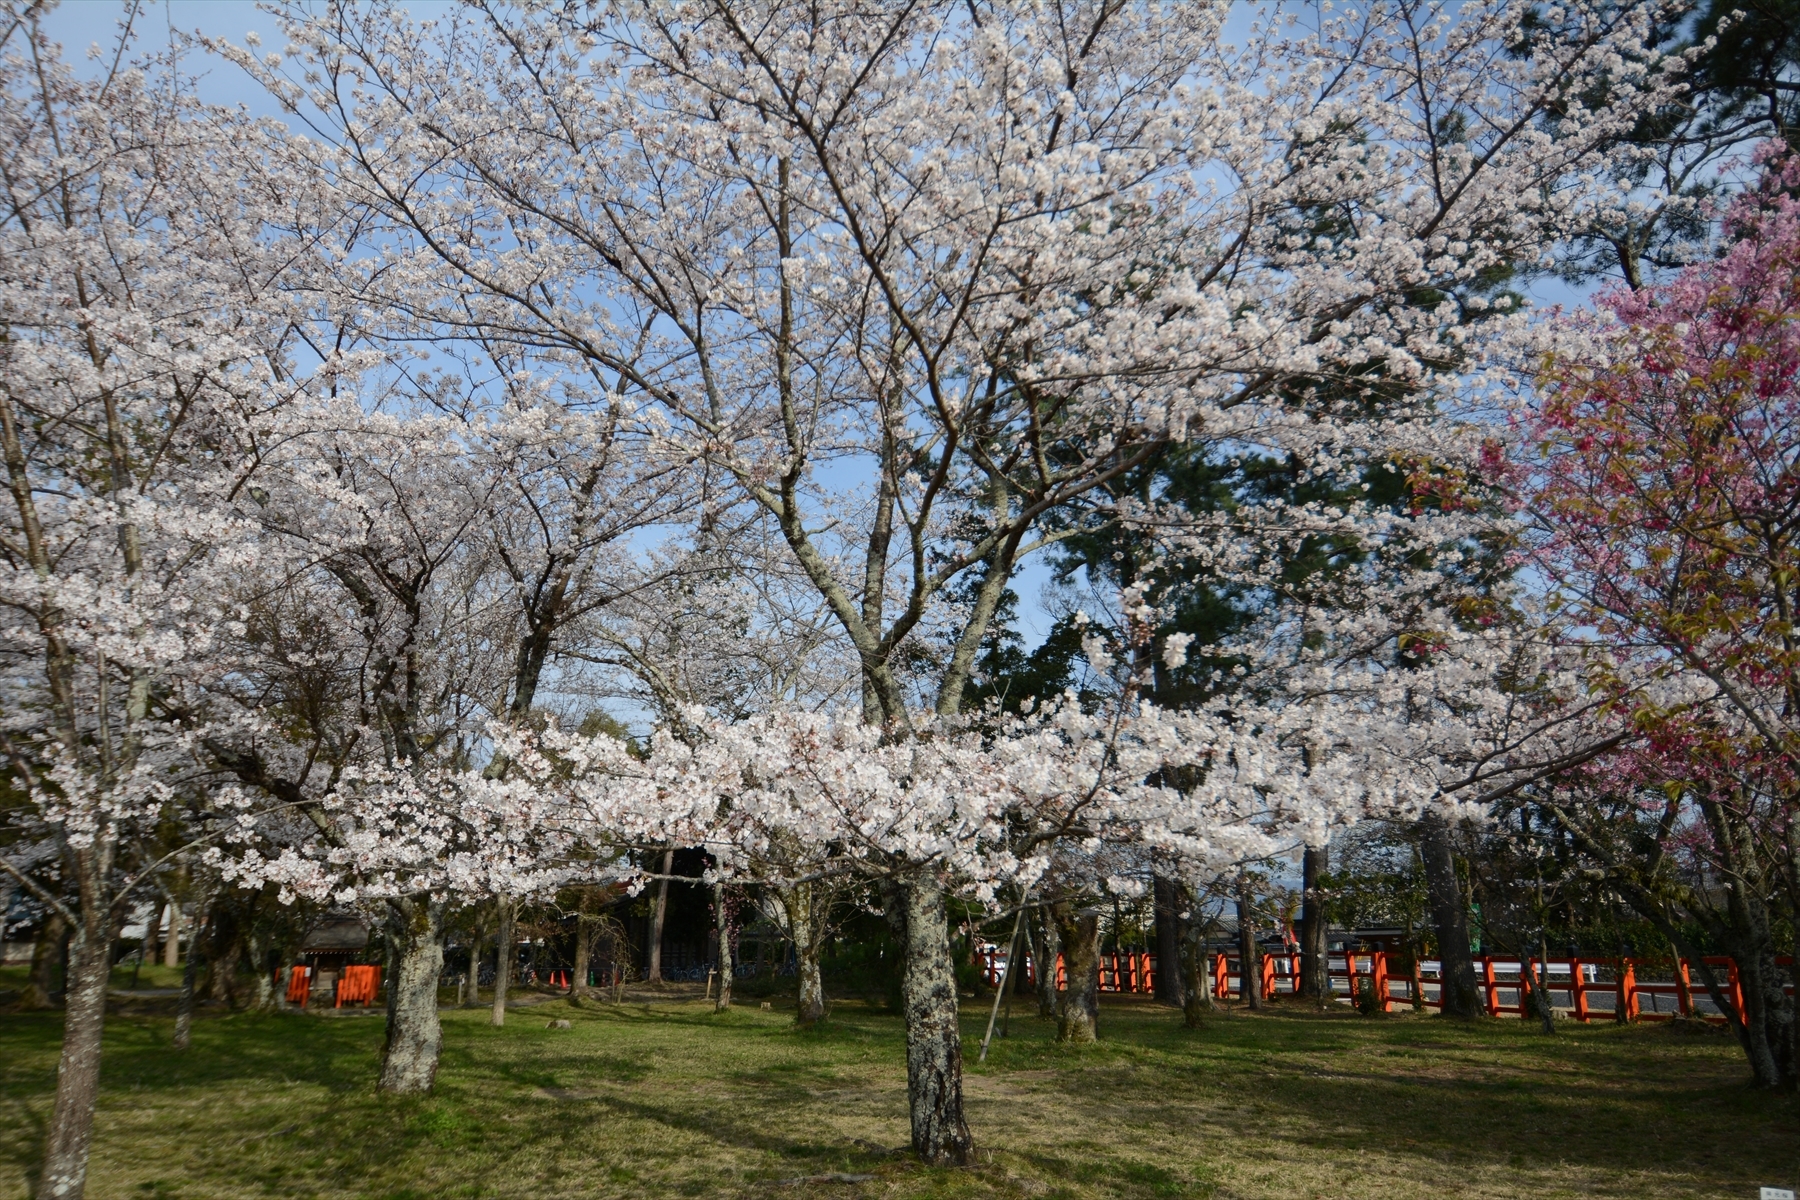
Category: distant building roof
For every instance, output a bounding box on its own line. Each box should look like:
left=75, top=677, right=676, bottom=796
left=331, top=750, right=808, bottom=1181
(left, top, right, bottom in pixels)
left=300, top=915, right=370, bottom=953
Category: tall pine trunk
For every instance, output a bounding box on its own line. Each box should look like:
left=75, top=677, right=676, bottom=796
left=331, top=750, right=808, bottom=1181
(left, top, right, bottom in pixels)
left=713, top=883, right=732, bottom=1013
left=379, top=896, right=446, bottom=1095
left=1031, top=906, right=1059, bottom=1019
left=1299, top=845, right=1330, bottom=1007
left=462, top=915, right=483, bottom=1009
left=490, top=898, right=515, bottom=1028
left=1152, top=875, right=1184, bottom=1007
left=646, top=849, right=673, bottom=983
left=162, top=902, right=180, bottom=968
left=172, top=896, right=211, bottom=1051
left=35, top=921, right=112, bottom=1200
left=1418, top=812, right=1481, bottom=1019
left=571, top=913, right=592, bottom=1005
left=1235, top=883, right=1263, bottom=1010
left=141, top=901, right=164, bottom=973
left=1051, top=902, right=1100, bottom=1042
left=901, top=878, right=973, bottom=1165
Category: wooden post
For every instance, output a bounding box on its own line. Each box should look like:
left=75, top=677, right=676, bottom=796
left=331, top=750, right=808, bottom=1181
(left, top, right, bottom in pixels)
left=1213, top=952, right=1229, bottom=1000
left=1261, top=952, right=1277, bottom=1000
left=1373, top=952, right=1391, bottom=1013
left=1676, top=958, right=1693, bottom=1018
left=1482, top=957, right=1500, bottom=1017
left=1620, top=960, right=1639, bottom=1021
left=1571, top=958, right=1589, bottom=1022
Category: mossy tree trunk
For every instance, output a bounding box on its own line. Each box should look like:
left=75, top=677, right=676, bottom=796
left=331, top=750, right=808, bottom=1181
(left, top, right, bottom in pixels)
left=1051, top=902, right=1100, bottom=1043
left=901, top=878, right=974, bottom=1165
left=379, top=896, right=446, bottom=1095
left=35, top=921, right=112, bottom=1200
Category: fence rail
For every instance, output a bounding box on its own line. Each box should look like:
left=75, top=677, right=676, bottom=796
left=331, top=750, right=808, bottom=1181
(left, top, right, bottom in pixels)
left=974, top=946, right=1795, bottom=1023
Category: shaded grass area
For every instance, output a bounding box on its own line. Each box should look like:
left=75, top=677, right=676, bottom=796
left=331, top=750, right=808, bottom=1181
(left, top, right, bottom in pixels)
left=0, top=993, right=1791, bottom=1198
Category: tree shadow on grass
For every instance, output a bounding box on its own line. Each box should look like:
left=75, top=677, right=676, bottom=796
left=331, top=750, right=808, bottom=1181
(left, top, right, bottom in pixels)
left=1067, top=1004, right=1793, bottom=1187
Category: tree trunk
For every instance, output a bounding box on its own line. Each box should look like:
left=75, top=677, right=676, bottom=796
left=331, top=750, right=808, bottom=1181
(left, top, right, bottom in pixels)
left=713, top=883, right=732, bottom=1012
left=163, top=902, right=180, bottom=968
left=1299, top=844, right=1330, bottom=1007
left=141, top=901, right=164, bottom=973
left=570, top=913, right=592, bottom=1005
left=208, top=924, right=243, bottom=1008
left=1419, top=811, right=1481, bottom=1019
left=172, top=903, right=208, bottom=1051
left=462, top=917, right=483, bottom=1009
left=783, top=883, right=826, bottom=1027
left=248, top=928, right=274, bottom=1012
left=1179, top=891, right=1214, bottom=1028
left=1051, top=901, right=1100, bottom=1043
left=490, top=897, right=515, bottom=1028
left=379, top=896, right=446, bottom=1095
left=35, top=921, right=112, bottom=1200
left=1031, top=905, right=1060, bottom=1019
left=646, top=849, right=673, bottom=983
left=901, top=877, right=973, bottom=1166
left=1532, top=932, right=1557, bottom=1035
left=1152, top=874, right=1184, bottom=1007
left=1235, top=883, right=1263, bottom=1010
left=22, top=912, right=68, bottom=1010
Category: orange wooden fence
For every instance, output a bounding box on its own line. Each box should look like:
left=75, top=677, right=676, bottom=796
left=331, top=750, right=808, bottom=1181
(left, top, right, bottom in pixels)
left=975, top=945, right=1792, bottom=1023
left=335, top=964, right=381, bottom=1008
left=278, top=963, right=381, bottom=1008
left=284, top=965, right=311, bottom=1006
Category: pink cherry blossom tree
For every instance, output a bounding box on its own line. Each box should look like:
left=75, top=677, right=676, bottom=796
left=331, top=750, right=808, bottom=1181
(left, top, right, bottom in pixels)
left=1524, top=146, right=1800, bottom=1087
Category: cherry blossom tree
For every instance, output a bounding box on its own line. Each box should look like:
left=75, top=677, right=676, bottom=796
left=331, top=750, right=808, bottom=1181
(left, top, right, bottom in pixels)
left=207, top=0, right=1679, bottom=1161
left=0, top=11, right=324, bottom=1195
left=1523, top=147, right=1800, bottom=1086
left=201, top=389, right=692, bottom=1087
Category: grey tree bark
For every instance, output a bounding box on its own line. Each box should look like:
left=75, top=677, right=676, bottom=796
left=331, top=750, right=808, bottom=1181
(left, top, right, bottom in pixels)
left=1299, top=845, right=1331, bottom=1007
left=1418, top=811, right=1482, bottom=1019
left=22, top=911, right=67, bottom=1010
left=379, top=896, right=446, bottom=1094
left=247, top=927, right=275, bottom=1012
left=141, top=900, right=165, bottom=974
left=781, top=882, right=826, bottom=1026
left=713, top=882, right=732, bottom=1012
left=162, top=901, right=181, bottom=968
left=1179, top=895, right=1215, bottom=1028
left=172, top=896, right=212, bottom=1051
left=490, top=897, right=515, bottom=1027
left=646, top=849, right=673, bottom=983
left=34, top=923, right=111, bottom=1200
left=1152, top=874, right=1184, bottom=1007
left=1235, top=882, right=1263, bottom=1010
left=1031, top=906, right=1059, bottom=1019
left=461, top=913, right=484, bottom=1008
left=1051, top=901, right=1100, bottom=1043
left=901, top=878, right=974, bottom=1165
left=571, top=912, right=592, bottom=1005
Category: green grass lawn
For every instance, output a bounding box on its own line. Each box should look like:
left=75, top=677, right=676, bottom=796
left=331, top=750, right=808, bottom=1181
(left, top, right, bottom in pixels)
left=0, top=992, right=1790, bottom=1199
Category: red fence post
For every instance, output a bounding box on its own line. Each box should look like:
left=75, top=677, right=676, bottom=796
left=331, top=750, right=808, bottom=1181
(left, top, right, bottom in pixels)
left=1373, top=952, right=1391, bottom=1013
left=1570, top=958, right=1588, bottom=1022
left=1482, top=957, right=1499, bottom=1017
left=1620, top=959, right=1639, bottom=1021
